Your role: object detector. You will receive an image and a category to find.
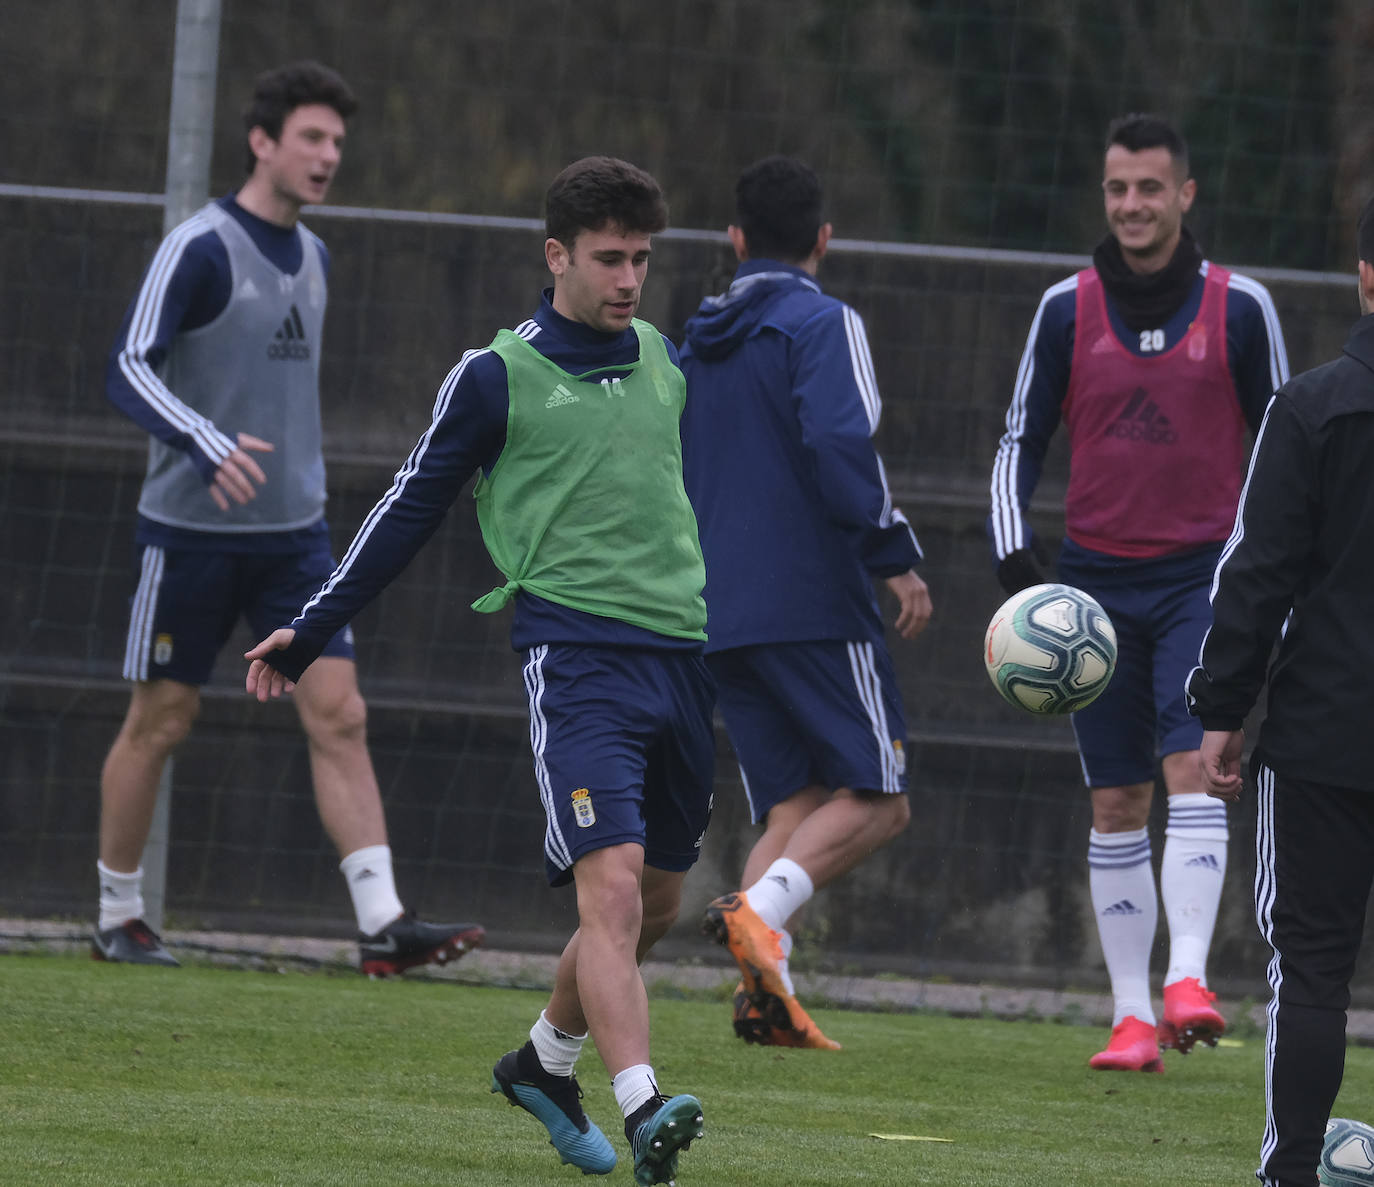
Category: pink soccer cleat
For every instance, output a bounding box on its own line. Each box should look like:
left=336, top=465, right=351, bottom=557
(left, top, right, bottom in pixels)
left=1089, top=1016, right=1164, bottom=1073
left=1159, top=977, right=1226, bottom=1054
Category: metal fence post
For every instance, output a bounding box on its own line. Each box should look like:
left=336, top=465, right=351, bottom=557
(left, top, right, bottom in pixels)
left=143, top=0, right=221, bottom=934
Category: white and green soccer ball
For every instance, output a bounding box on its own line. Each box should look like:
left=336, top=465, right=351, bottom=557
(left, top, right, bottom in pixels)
left=1320, top=1118, right=1374, bottom=1185
left=983, top=583, right=1117, bottom=716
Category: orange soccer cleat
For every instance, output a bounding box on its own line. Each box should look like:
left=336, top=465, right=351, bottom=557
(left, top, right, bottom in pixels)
left=1088, top=1016, right=1164, bottom=1073
left=1159, top=977, right=1226, bottom=1054
left=731, top=980, right=841, bottom=1049
left=731, top=981, right=777, bottom=1046
left=704, top=894, right=840, bottom=1050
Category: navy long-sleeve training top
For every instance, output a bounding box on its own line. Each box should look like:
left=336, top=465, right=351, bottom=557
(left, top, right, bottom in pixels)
left=269, top=292, right=699, bottom=681
left=988, top=263, right=1289, bottom=565
left=679, top=260, right=922, bottom=652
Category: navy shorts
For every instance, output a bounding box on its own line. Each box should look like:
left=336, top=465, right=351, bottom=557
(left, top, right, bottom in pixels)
left=121, top=540, right=354, bottom=685
left=1059, top=545, right=1219, bottom=787
left=522, top=644, right=716, bottom=887
left=707, top=639, right=908, bottom=824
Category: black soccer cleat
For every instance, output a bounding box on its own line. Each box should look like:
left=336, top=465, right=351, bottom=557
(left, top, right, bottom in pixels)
left=358, top=910, right=485, bottom=977
left=491, top=1041, right=617, bottom=1174
left=91, top=919, right=180, bottom=967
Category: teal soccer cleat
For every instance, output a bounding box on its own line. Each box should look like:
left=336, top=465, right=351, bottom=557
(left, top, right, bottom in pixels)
left=491, top=1042, right=616, bottom=1175
left=625, top=1093, right=705, bottom=1186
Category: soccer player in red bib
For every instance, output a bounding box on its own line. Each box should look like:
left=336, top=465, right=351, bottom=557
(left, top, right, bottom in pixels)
left=987, top=113, right=1289, bottom=1071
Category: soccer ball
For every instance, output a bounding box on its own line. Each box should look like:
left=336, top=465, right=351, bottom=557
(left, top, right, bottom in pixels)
left=983, top=583, right=1117, bottom=715
left=1321, top=1118, right=1374, bottom=1185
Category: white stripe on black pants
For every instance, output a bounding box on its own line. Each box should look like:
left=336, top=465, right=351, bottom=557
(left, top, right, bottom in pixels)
left=1254, top=762, right=1374, bottom=1186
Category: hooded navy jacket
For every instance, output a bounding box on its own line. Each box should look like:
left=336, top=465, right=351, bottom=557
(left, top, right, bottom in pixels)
left=679, top=260, right=921, bottom=653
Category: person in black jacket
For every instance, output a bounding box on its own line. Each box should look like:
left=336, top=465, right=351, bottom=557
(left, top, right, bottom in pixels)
left=1187, top=195, right=1374, bottom=1187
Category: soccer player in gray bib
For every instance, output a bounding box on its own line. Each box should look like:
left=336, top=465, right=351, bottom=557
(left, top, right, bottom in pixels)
left=96, top=60, right=482, bottom=974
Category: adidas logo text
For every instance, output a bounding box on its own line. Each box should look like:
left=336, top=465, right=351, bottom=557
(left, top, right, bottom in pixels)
left=1102, top=898, right=1143, bottom=916
left=267, top=305, right=311, bottom=360
left=1104, top=386, right=1176, bottom=445
left=545, top=383, right=580, bottom=408
left=1185, top=854, right=1222, bottom=872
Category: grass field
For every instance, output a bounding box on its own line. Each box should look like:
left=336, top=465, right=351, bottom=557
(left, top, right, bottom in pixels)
left=4, top=952, right=1373, bottom=1186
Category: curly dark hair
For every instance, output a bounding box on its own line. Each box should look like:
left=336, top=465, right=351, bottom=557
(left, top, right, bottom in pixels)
left=545, top=157, right=668, bottom=250
left=241, top=60, right=357, bottom=173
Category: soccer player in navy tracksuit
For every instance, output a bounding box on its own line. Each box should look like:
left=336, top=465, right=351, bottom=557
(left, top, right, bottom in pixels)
left=680, top=156, right=932, bottom=1050
left=96, top=60, right=481, bottom=975
left=1190, top=196, right=1374, bottom=1187
left=247, top=158, right=709, bottom=1185
left=988, top=114, right=1289, bottom=1071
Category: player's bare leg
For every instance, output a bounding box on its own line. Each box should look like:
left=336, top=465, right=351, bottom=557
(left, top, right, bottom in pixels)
left=1090, top=781, right=1153, bottom=835
left=292, top=657, right=387, bottom=854
left=768, top=785, right=910, bottom=890
left=294, top=657, right=483, bottom=973
left=543, top=859, right=682, bottom=1034
left=99, top=680, right=199, bottom=872
left=495, top=851, right=701, bottom=1178
left=711, top=785, right=907, bottom=1048
left=565, top=843, right=655, bottom=1073
left=492, top=911, right=621, bottom=1177
left=93, top=679, right=198, bottom=965
left=738, top=786, right=830, bottom=886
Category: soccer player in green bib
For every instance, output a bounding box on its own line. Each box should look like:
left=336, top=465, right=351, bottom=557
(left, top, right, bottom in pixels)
left=245, top=157, right=709, bottom=1185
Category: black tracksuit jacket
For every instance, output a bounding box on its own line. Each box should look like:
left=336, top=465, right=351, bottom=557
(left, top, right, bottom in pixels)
left=1186, top=313, right=1374, bottom=791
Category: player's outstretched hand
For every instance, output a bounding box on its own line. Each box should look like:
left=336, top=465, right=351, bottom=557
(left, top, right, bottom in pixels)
left=885, top=569, right=933, bottom=640
left=1199, top=728, right=1244, bottom=803
left=245, top=628, right=298, bottom=701
left=209, top=432, right=275, bottom=512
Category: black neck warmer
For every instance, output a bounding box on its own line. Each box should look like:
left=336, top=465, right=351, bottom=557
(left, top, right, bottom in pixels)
left=1091, top=226, right=1203, bottom=333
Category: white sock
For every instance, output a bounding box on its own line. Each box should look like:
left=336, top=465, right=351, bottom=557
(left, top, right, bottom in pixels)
left=339, top=844, right=405, bottom=936
left=97, top=861, right=144, bottom=932
left=1161, top=793, right=1228, bottom=985
left=1088, top=828, right=1158, bottom=1026
left=612, top=1064, right=660, bottom=1119
left=778, top=929, right=796, bottom=996
left=530, top=1010, right=586, bottom=1078
left=745, top=858, right=814, bottom=932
